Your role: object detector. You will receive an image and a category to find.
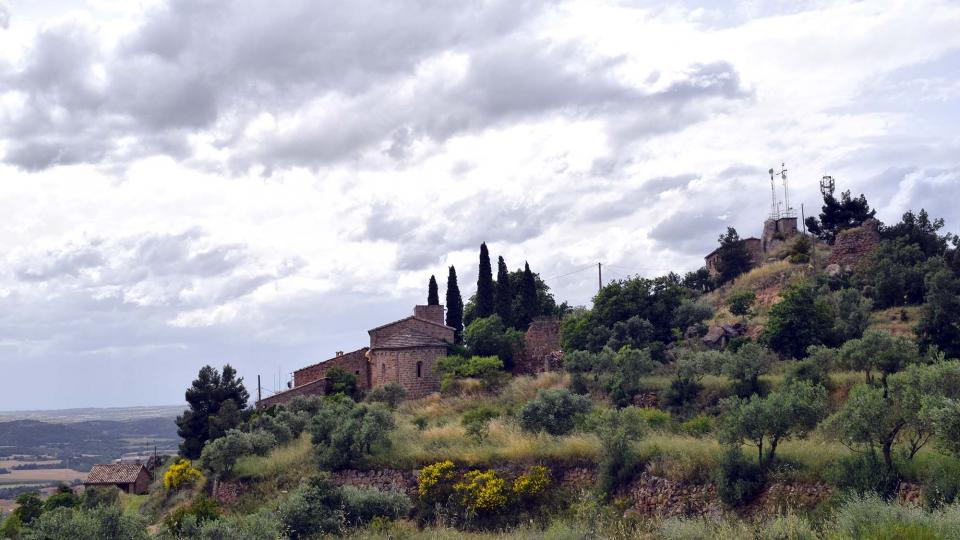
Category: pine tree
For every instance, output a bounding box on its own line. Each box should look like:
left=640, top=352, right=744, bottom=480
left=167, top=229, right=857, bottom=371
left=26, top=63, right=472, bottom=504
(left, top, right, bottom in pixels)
left=176, top=364, right=249, bottom=458
left=716, top=227, right=754, bottom=284
left=476, top=243, right=495, bottom=318
left=427, top=275, right=439, bottom=305
left=515, top=261, right=539, bottom=329
left=446, top=266, right=464, bottom=343
left=495, top=256, right=512, bottom=325
left=805, top=190, right=876, bottom=244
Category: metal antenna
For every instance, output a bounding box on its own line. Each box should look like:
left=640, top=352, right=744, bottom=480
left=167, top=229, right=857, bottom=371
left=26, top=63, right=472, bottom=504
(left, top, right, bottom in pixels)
left=771, top=162, right=793, bottom=218
left=768, top=168, right=779, bottom=219
left=820, top=175, right=835, bottom=198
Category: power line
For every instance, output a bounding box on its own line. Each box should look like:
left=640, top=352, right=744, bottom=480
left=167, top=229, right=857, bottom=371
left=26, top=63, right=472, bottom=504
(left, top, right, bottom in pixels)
left=544, top=263, right=598, bottom=281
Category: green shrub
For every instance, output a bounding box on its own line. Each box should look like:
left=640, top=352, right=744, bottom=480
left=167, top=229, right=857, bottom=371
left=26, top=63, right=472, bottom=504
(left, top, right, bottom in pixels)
left=250, top=413, right=293, bottom=445
left=596, top=408, right=646, bottom=498
left=462, top=406, right=500, bottom=443
left=192, top=511, right=282, bottom=540
left=21, top=505, right=147, bottom=540
left=340, top=486, right=413, bottom=527
left=437, top=355, right=509, bottom=393
left=826, top=453, right=900, bottom=499
left=310, top=398, right=395, bottom=470
left=714, top=446, right=765, bottom=507
left=277, top=475, right=345, bottom=538
left=43, top=485, right=79, bottom=512
left=163, top=494, right=220, bottom=536
left=365, top=383, right=407, bottom=409
left=275, top=409, right=309, bottom=438
left=636, top=408, right=670, bottom=429
left=82, top=486, right=120, bottom=509
left=325, top=367, right=361, bottom=400
left=831, top=494, right=960, bottom=539
left=413, top=416, right=428, bottom=431
left=679, top=415, right=712, bottom=437
left=923, top=460, right=960, bottom=509
left=199, top=429, right=276, bottom=479
left=519, top=389, right=592, bottom=436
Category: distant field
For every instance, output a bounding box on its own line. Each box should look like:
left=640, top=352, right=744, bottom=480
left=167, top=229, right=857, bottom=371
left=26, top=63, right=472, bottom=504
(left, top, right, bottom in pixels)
left=0, top=468, right=87, bottom=485
left=0, top=405, right=182, bottom=423
left=0, top=459, right=60, bottom=468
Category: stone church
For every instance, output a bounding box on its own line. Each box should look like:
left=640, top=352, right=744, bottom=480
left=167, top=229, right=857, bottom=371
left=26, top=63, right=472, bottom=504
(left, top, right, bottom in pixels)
left=257, top=305, right=454, bottom=409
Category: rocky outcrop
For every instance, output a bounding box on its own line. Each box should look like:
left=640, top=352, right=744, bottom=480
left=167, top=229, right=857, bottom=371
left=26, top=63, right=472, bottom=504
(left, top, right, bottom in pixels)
left=702, top=323, right=747, bottom=349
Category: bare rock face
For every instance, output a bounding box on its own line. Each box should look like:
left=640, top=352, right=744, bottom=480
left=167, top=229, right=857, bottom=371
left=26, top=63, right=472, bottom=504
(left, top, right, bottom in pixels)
left=826, top=263, right=842, bottom=277
left=702, top=323, right=746, bottom=349
left=827, top=218, right=880, bottom=271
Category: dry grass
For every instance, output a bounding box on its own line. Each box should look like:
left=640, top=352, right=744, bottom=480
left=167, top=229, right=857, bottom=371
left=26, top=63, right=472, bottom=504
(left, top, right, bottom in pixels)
left=234, top=433, right=313, bottom=480
left=868, top=306, right=922, bottom=337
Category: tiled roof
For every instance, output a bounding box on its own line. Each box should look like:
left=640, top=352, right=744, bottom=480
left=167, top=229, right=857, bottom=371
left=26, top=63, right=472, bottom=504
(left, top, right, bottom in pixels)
left=372, top=330, right=450, bottom=350
left=85, top=463, right=146, bottom=484
left=294, top=347, right=369, bottom=374
left=368, top=315, right=454, bottom=334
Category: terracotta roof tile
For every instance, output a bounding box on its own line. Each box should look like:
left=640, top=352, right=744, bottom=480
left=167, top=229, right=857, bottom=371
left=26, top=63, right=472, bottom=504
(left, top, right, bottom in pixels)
left=85, top=463, right=146, bottom=484
left=372, top=330, right=449, bottom=350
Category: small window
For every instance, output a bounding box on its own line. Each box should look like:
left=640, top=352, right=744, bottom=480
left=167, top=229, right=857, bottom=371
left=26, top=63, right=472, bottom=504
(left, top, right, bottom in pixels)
left=416, top=361, right=423, bottom=378
left=381, top=363, right=386, bottom=378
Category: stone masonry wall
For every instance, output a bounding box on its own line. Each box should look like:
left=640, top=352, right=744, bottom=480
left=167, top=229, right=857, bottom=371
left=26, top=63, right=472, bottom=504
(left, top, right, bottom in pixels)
left=370, top=347, right=444, bottom=398
left=413, top=305, right=445, bottom=326
left=294, top=348, right=370, bottom=389
left=827, top=218, right=880, bottom=271
left=256, top=378, right=326, bottom=409
left=516, top=319, right=562, bottom=374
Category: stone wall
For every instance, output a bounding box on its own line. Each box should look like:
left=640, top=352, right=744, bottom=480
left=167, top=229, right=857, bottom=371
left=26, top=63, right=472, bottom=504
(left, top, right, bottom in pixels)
left=827, top=218, right=880, bottom=271
left=369, top=347, right=445, bottom=398
left=516, top=319, right=562, bottom=374
left=294, top=347, right=370, bottom=389
left=256, top=378, right=326, bottom=409
left=413, top=305, right=445, bottom=326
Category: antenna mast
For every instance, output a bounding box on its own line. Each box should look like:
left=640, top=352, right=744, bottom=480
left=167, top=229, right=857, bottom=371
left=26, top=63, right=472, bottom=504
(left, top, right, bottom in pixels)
left=768, top=167, right=779, bottom=219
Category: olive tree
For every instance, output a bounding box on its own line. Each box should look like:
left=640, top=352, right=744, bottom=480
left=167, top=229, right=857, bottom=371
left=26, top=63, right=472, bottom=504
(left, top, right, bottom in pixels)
left=721, top=342, right=776, bottom=398
left=839, top=330, right=920, bottom=391
left=719, top=380, right=827, bottom=469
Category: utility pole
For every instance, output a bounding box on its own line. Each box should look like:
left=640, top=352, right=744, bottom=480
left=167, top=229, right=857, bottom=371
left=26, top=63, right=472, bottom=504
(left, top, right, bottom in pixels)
left=598, top=262, right=602, bottom=293
left=257, top=375, right=262, bottom=403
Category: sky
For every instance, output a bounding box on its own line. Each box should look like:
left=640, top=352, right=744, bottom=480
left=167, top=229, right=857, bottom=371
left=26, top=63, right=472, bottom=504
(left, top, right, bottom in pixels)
left=1, top=0, right=959, bottom=410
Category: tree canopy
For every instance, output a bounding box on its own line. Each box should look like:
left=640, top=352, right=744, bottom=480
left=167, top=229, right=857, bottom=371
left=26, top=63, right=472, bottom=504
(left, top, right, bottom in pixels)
left=176, top=364, right=250, bottom=459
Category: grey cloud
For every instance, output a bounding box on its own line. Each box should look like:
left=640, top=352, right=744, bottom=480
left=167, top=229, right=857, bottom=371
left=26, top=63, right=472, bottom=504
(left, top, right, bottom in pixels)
left=15, top=243, right=106, bottom=282
left=0, top=4, right=9, bottom=30
left=578, top=174, right=698, bottom=224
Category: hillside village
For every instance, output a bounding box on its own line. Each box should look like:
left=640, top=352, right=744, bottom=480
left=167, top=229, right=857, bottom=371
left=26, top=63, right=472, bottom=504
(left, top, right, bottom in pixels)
left=4, top=178, right=960, bottom=539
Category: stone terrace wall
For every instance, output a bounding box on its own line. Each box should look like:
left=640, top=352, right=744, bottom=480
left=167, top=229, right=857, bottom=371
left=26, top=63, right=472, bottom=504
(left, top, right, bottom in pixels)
left=827, top=219, right=880, bottom=271
left=516, top=319, right=562, bottom=374
left=294, top=348, right=370, bottom=389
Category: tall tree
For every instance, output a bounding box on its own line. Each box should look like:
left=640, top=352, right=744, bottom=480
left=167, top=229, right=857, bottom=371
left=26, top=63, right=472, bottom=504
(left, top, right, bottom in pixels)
left=476, top=243, right=495, bottom=318
left=176, top=364, right=249, bottom=458
left=514, top=261, right=539, bottom=329
left=916, top=267, right=960, bottom=358
left=805, top=189, right=876, bottom=244
left=715, top=227, right=753, bottom=284
left=445, top=265, right=464, bottom=343
left=762, top=282, right=833, bottom=359
left=494, top=256, right=512, bottom=324
left=427, top=275, right=439, bottom=305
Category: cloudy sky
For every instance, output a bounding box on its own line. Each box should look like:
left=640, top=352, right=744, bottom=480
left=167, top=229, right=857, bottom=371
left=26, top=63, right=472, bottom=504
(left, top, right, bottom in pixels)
left=1, top=0, right=959, bottom=410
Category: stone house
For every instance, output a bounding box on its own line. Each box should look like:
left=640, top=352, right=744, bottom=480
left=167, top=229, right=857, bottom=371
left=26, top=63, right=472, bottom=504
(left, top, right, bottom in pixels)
left=83, top=463, right=151, bottom=494
left=705, top=237, right=762, bottom=275
left=257, top=305, right=454, bottom=408
left=705, top=216, right=799, bottom=275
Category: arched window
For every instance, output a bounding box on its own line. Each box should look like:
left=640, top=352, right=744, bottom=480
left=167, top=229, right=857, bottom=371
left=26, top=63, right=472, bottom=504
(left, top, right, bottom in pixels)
left=381, top=363, right=386, bottom=378
left=416, top=361, right=423, bottom=378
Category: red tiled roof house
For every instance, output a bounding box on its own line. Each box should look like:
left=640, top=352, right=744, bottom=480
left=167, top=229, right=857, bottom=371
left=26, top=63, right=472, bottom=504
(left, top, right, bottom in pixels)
left=83, top=463, right=151, bottom=494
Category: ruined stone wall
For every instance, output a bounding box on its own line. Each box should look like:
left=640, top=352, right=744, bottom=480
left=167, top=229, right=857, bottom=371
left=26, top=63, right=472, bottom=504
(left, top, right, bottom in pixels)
left=370, top=347, right=444, bottom=398
left=256, top=378, right=326, bottom=410
left=827, top=219, right=880, bottom=271
left=293, top=348, right=370, bottom=389
left=516, top=319, right=562, bottom=374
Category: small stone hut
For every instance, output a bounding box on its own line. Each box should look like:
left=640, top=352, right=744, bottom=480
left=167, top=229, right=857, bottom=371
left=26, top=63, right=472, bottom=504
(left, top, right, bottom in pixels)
left=83, top=463, right=151, bottom=494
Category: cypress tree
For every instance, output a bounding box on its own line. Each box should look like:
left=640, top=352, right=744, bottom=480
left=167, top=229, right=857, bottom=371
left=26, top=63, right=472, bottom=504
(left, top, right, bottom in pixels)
left=446, top=266, right=464, bottom=343
left=516, top=261, right=539, bottom=329
left=427, top=275, right=439, bottom=305
left=476, top=243, right=495, bottom=318
left=495, top=256, right=512, bottom=325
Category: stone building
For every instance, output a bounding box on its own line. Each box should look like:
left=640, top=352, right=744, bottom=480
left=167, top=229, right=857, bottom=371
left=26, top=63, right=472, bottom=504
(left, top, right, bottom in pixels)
left=704, top=216, right=799, bottom=275
left=257, top=305, right=454, bottom=408
left=84, top=463, right=151, bottom=494
left=515, top=319, right=563, bottom=374
left=705, top=237, right=762, bottom=275
left=826, top=218, right=881, bottom=272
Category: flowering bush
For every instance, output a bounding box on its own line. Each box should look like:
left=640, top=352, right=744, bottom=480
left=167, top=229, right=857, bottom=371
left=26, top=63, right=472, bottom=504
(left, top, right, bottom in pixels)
left=512, top=465, right=551, bottom=500
left=164, top=458, right=204, bottom=491
left=454, top=470, right=507, bottom=512
left=417, top=460, right=456, bottom=504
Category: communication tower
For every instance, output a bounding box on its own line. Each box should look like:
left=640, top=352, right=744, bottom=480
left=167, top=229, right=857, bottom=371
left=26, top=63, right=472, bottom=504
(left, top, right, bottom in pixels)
left=768, top=163, right=794, bottom=219
left=820, top=175, right=835, bottom=198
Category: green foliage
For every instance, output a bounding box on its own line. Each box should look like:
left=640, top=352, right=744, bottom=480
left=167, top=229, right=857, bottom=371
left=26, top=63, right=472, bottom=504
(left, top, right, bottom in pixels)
left=605, top=315, right=655, bottom=352
left=831, top=494, right=960, bottom=540
left=824, top=383, right=907, bottom=471
left=0, top=513, right=21, bottom=539
left=672, top=299, right=713, bottom=334
left=428, top=275, right=440, bottom=305
left=762, top=281, right=833, bottom=358
left=413, top=416, right=428, bottom=431
left=519, top=389, right=592, bottom=436
left=805, top=189, right=875, bottom=243
left=207, top=398, right=242, bottom=441
left=825, top=287, right=873, bottom=345
left=185, top=511, right=282, bottom=540
left=719, top=380, right=827, bottom=468
left=679, top=415, right=712, bottom=437
left=42, top=485, right=79, bottom=512
left=340, top=486, right=413, bottom=527
left=839, top=330, right=919, bottom=387
left=20, top=505, right=147, bottom=540
left=854, top=238, right=937, bottom=309
left=476, top=242, right=496, bottom=319
left=560, top=308, right=594, bottom=352
left=462, top=406, right=500, bottom=443
left=463, top=316, right=524, bottom=369
left=726, top=290, right=756, bottom=318
left=720, top=342, right=775, bottom=398
left=495, top=256, right=512, bottom=323
left=82, top=486, right=120, bottom=509
left=715, top=227, right=754, bottom=283
left=250, top=412, right=293, bottom=445
left=310, top=398, right=395, bottom=470
left=635, top=408, right=671, bottom=430
left=13, top=492, right=43, bottom=525
left=513, top=262, right=539, bottom=330
left=176, top=364, right=250, bottom=458
left=882, top=208, right=950, bottom=258
left=916, top=266, right=960, bottom=358
left=826, top=453, right=900, bottom=499
left=277, top=475, right=344, bottom=539
left=365, top=382, right=407, bottom=409
left=607, top=347, right=658, bottom=407
left=594, top=407, right=647, bottom=498
left=590, top=273, right=688, bottom=346
left=785, top=345, right=836, bottom=390
left=437, top=354, right=508, bottom=392
left=923, top=460, right=960, bottom=509
left=199, top=429, right=276, bottom=479
left=714, top=446, right=765, bottom=507
left=163, top=494, right=221, bottom=536
left=662, top=349, right=712, bottom=413
left=325, top=367, right=361, bottom=400
left=446, top=265, right=464, bottom=343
